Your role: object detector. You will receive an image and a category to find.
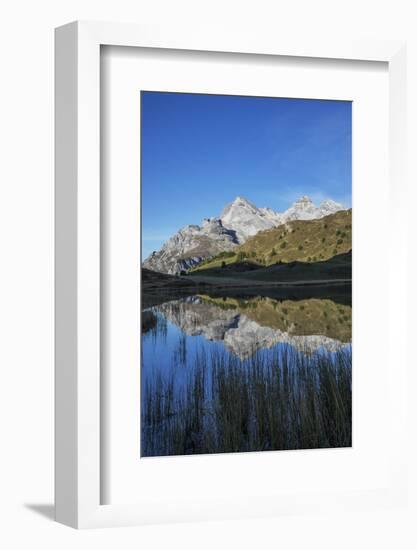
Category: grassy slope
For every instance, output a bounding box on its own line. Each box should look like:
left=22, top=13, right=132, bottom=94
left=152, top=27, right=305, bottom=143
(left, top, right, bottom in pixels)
left=188, top=251, right=351, bottom=284
left=191, top=209, right=352, bottom=272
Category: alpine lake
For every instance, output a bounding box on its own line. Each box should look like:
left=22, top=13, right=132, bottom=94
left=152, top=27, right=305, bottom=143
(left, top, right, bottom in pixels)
left=141, top=284, right=352, bottom=458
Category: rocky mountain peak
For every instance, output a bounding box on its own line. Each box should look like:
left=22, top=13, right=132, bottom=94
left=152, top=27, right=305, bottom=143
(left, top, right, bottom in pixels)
left=295, top=195, right=313, bottom=204
left=319, top=199, right=343, bottom=210
left=282, top=195, right=344, bottom=222
left=220, top=196, right=278, bottom=242
left=220, top=196, right=258, bottom=218
left=233, top=196, right=254, bottom=206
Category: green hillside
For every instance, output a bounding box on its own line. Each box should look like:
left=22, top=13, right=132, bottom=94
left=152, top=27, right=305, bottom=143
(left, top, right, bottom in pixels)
left=191, top=209, right=352, bottom=272
left=188, top=252, right=351, bottom=286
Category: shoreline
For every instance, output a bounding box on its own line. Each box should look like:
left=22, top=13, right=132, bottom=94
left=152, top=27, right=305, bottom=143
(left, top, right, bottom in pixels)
left=142, top=279, right=352, bottom=309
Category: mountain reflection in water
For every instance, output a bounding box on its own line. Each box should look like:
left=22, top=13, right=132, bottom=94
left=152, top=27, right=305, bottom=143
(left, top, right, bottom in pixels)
left=141, top=295, right=352, bottom=457
left=144, top=295, right=351, bottom=359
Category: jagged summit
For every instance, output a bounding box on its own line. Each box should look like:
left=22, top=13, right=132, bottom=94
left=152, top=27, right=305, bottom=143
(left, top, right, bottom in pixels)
left=234, top=195, right=251, bottom=204
left=143, top=194, right=346, bottom=274
left=283, top=195, right=343, bottom=222
left=295, top=195, right=313, bottom=203
left=220, top=196, right=279, bottom=242
left=320, top=199, right=342, bottom=209
left=220, top=196, right=259, bottom=218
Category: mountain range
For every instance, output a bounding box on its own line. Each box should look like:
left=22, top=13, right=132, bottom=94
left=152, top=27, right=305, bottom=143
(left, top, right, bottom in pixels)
left=143, top=195, right=346, bottom=274
left=193, top=209, right=352, bottom=272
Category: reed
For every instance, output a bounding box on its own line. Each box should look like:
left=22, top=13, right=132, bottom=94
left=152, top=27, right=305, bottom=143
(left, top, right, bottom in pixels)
left=141, top=344, right=352, bottom=457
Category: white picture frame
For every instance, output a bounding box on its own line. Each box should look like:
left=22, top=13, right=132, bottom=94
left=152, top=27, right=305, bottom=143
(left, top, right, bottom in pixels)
left=55, top=21, right=407, bottom=529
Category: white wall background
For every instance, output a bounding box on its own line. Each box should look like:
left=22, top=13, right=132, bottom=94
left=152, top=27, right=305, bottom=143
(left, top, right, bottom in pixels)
left=0, top=0, right=416, bottom=548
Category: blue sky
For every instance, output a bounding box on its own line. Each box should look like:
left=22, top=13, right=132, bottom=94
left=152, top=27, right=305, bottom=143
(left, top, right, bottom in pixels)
left=141, top=91, right=351, bottom=259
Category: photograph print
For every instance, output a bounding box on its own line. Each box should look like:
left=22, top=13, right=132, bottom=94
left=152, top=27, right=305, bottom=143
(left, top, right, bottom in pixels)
left=141, top=91, right=352, bottom=458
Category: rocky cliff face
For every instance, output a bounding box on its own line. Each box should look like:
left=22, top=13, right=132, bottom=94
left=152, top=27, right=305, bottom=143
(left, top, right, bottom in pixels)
left=143, top=218, right=238, bottom=275
left=143, top=195, right=345, bottom=274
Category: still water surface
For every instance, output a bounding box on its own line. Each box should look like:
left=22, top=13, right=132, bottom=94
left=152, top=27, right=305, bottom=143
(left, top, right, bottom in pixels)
left=141, top=294, right=352, bottom=457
